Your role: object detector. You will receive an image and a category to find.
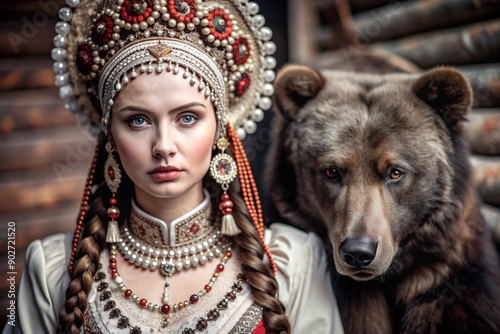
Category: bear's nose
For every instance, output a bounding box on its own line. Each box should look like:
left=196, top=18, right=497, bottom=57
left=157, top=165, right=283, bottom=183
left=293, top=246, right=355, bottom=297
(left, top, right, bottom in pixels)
left=340, top=237, right=378, bottom=267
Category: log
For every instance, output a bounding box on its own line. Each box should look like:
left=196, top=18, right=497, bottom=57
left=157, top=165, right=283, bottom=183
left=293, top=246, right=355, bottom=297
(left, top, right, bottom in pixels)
left=0, top=165, right=88, bottom=213
left=320, top=0, right=500, bottom=49
left=373, top=19, right=500, bottom=67
left=0, top=57, right=55, bottom=91
left=0, top=1, right=65, bottom=19
left=458, top=65, right=500, bottom=108
left=0, top=201, right=78, bottom=256
left=0, top=89, right=74, bottom=134
left=0, top=125, right=96, bottom=172
left=464, top=109, right=500, bottom=155
left=470, top=156, right=500, bottom=207
left=289, top=0, right=320, bottom=62
left=314, top=47, right=421, bottom=73
left=0, top=20, right=58, bottom=57
left=316, top=0, right=393, bottom=13
left=482, top=204, right=500, bottom=246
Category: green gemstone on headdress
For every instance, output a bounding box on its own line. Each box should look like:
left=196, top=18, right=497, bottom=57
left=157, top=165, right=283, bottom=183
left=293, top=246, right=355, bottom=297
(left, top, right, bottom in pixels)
left=213, top=16, right=226, bottom=33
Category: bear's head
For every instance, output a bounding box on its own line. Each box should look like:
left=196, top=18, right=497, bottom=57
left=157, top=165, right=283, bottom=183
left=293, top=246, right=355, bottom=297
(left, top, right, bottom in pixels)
left=268, top=65, right=474, bottom=281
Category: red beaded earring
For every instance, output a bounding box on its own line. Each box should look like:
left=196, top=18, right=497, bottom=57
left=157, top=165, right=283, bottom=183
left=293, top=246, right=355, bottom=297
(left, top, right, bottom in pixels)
left=209, top=135, right=241, bottom=236
left=104, top=140, right=122, bottom=243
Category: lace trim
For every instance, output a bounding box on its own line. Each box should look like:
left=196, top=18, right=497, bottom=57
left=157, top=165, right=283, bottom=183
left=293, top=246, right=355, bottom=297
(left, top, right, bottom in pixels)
left=229, top=303, right=264, bottom=334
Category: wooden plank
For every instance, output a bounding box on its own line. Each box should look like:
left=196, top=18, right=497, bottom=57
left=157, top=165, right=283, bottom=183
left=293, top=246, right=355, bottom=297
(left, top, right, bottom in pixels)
left=0, top=89, right=75, bottom=133
left=471, top=156, right=500, bottom=207
left=465, top=109, right=500, bottom=155
left=0, top=57, right=55, bottom=91
left=0, top=125, right=97, bottom=171
left=373, top=19, right=500, bottom=68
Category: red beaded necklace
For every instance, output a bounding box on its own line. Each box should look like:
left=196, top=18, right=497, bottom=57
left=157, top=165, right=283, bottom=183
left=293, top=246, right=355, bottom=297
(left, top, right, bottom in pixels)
left=109, top=244, right=232, bottom=328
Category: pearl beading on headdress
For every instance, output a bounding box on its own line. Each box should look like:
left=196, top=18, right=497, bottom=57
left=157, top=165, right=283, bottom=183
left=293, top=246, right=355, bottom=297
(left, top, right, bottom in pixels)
left=99, top=38, right=228, bottom=131
left=52, top=0, right=277, bottom=139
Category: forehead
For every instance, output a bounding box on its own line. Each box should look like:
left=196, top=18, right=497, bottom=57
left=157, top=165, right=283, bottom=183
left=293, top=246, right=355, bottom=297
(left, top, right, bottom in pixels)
left=291, top=73, right=446, bottom=162
left=114, top=68, right=209, bottom=103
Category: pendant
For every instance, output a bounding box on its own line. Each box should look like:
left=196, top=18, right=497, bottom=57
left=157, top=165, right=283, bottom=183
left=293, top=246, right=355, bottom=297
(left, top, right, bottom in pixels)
left=161, top=315, right=170, bottom=328
left=160, top=263, right=175, bottom=277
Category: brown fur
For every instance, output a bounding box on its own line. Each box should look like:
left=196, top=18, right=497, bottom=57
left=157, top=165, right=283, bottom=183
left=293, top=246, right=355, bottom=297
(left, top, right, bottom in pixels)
left=268, top=65, right=500, bottom=333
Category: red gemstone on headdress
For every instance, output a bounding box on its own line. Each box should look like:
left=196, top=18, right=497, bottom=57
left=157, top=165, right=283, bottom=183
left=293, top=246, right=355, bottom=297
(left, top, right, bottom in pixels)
left=222, top=208, right=233, bottom=215
left=125, top=289, right=133, bottom=298
left=108, top=166, right=115, bottom=180
left=221, top=194, right=230, bottom=201
left=204, top=284, right=211, bottom=292
left=161, top=304, right=170, bottom=314
left=76, top=44, right=93, bottom=75
left=112, top=272, right=119, bottom=279
left=189, top=223, right=200, bottom=234
left=91, top=14, right=114, bottom=45
left=109, top=197, right=118, bottom=206
left=233, top=38, right=250, bottom=65
left=216, top=264, right=224, bottom=273
left=139, top=298, right=147, bottom=307
left=234, top=73, right=251, bottom=97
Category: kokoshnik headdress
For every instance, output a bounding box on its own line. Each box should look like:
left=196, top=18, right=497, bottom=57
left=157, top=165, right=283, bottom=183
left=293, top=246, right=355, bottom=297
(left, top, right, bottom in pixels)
left=53, top=0, right=278, bottom=274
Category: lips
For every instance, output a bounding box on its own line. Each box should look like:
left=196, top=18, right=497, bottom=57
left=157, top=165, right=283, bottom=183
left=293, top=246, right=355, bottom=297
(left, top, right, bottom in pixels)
left=148, top=166, right=183, bottom=182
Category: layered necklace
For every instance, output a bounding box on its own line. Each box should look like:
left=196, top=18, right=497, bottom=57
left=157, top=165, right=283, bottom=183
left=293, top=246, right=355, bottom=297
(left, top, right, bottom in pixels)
left=100, top=193, right=245, bottom=331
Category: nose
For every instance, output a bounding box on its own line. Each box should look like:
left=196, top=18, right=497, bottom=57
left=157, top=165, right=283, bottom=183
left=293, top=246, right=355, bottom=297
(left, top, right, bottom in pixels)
left=340, top=237, right=378, bottom=267
left=152, top=127, right=177, bottom=159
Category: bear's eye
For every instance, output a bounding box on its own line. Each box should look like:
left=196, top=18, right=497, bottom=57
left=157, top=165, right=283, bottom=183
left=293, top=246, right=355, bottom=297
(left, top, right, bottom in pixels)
left=323, top=167, right=341, bottom=180
left=388, top=168, right=403, bottom=180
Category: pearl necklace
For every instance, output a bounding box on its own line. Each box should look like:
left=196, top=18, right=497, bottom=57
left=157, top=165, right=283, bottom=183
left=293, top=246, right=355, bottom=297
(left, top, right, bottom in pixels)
left=108, top=244, right=233, bottom=328
left=117, top=227, right=227, bottom=274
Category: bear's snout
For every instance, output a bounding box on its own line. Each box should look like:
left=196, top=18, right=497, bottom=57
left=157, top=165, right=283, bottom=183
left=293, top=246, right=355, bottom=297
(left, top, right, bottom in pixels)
left=340, top=237, right=378, bottom=267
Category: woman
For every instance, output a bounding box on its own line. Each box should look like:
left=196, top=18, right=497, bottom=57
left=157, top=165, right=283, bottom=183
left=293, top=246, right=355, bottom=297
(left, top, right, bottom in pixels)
left=4, top=0, right=343, bottom=333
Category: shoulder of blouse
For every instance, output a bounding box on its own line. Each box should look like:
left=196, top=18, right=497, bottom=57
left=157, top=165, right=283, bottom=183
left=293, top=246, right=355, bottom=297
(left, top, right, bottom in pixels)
left=264, top=223, right=344, bottom=334
left=13, top=233, right=73, bottom=333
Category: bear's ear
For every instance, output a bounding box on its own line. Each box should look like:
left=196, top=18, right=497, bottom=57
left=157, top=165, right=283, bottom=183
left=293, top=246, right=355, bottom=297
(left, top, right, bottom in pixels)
left=413, top=67, right=473, bottom=123
left=273, top=65, right=325, bottom=119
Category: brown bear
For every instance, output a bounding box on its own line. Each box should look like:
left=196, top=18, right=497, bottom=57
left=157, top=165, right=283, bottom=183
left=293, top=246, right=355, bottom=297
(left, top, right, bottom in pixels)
left=268, top=65, right=500, bottom=333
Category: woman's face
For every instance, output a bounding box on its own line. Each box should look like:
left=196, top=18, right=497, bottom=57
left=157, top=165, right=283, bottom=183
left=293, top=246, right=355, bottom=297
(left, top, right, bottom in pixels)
left=111, top=67, right=217, bottom=205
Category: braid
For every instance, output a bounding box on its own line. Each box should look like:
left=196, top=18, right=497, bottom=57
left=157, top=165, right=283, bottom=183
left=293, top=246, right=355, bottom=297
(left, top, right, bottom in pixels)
left=57, top=198, right=106, bottom=333
left=230, top=183, right=291, bottom=334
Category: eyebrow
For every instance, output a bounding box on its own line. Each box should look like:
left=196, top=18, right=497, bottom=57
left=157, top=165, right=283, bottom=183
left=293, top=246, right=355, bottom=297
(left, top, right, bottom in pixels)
left=118, top=102, right=207, bottom=114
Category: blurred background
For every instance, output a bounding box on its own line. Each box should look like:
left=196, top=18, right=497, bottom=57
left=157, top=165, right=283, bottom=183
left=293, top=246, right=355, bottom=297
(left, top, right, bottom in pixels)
left=0, top=0, right=499, bottom=329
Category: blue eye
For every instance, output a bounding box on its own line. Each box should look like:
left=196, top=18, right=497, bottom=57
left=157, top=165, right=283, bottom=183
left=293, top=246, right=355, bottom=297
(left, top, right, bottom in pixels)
left=180, top=114, right=198, bottom=125
left=129, top=116, right=147, bottom=127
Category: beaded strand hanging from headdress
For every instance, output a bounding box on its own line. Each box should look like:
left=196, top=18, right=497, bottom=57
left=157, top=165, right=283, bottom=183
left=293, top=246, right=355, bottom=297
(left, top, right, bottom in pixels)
left=53, top=0, right=278, bottom=275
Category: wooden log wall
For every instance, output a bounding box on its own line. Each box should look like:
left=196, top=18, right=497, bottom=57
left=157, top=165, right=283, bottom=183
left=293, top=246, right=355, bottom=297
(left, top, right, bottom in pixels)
left=0, top=1, right=92, bottom=329
left=288, top=0, right=500, bottom=247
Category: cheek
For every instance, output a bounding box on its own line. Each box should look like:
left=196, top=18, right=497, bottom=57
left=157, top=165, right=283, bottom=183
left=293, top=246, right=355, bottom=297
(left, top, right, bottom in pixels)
left=112, top=131, right=150, bottom=170
left=191, top=130, right=215, bottom=163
